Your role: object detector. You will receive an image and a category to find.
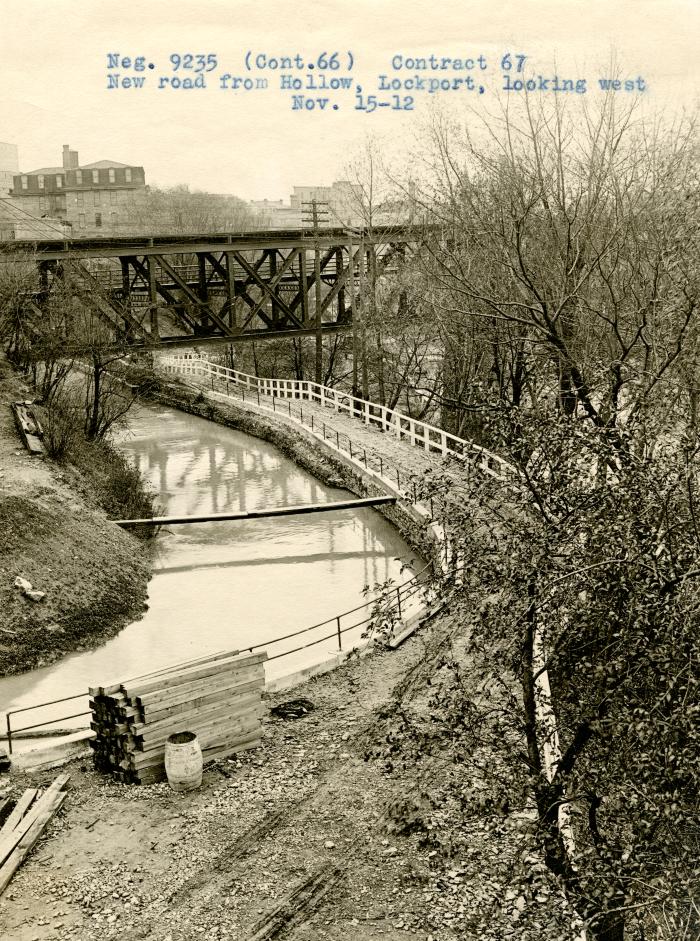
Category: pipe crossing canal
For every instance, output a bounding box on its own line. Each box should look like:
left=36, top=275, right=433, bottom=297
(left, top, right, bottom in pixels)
left=0, top=403, right=425, bottom=750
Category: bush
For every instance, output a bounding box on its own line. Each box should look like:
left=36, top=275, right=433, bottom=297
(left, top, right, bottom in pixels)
left=68, top=437, right=160, bottom=534
left=35, top=399, right=81, bottom=461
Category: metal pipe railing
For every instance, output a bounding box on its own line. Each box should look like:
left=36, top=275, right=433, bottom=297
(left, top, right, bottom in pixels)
left=5, top=693, right=90, bottom=755
left=3, top=566, right=434, bottom=750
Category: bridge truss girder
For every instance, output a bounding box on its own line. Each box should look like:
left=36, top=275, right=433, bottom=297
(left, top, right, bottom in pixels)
left=19, top=228, right=421, bottom=351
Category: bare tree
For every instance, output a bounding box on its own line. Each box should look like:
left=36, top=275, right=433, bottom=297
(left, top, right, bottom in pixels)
left=408, top=95, right=699, bottom=455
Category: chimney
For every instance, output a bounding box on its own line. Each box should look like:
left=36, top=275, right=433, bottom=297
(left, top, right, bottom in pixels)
left=62, top=144, right=79, bottom=170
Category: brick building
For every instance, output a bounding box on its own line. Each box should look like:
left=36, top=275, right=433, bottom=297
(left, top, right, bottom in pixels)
left=8, top=144, right=146, bottom=237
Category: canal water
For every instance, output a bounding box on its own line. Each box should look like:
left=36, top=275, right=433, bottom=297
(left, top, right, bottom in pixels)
left=1, top=403, right=423, bottom=747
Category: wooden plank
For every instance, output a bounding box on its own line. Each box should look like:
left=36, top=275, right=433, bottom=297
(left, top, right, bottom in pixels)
left=133, top=714, right=263, bottom=764
left=0, top=776, right=68, bottom=868
left=136, top=700, right=262, bottom=749
left=115, top=496, right=397, bottom=528
left=10, top=403, right=44, bottom=455
left=0, top=789, right=38, bottom=837
left=0, top=791, right=66, bottom=896
left=141, top=695, right=262, bottom=734
left=138, top=677, right=264, bottom=726
left=137, top=663, right=264, bottom=709
left=131, top=727, right=263, bottom=770
left=90, top=648, right=241, bottom=697
left=125, top=652, right=267, bottom=699
left=200, top=729, right=263, bottom=758
left=138, top=670, right=264, bottom=716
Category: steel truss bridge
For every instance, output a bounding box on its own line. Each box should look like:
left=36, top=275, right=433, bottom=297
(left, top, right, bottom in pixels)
left=3, top=225, right=427, bottom=351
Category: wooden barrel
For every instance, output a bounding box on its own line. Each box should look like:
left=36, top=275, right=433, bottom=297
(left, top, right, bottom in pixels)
left=164, top=731, right=202, bottom=791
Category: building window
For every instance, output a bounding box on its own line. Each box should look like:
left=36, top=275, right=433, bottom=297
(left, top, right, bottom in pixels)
left=125, top=168, right=132, bottom=183
left=108, top=168, right=115, bottom=183
left=20, top=175, right=27, bottom=189
left=38, top=175, right=45, bottom=189
left=76, top=192, right=84, bottom=207
left=79, top=213, right=85, bottom=228
left=110, top=212, right=117, bottom=226
left=95, top=212, right=102, bottom=227
left=76, top=170, right=82, bottom=185
left=94, top=192, right=101, bottom=207
left=92, top=170, right=99, bottom=183
left=55, top=175, right=63, bottom=188
left=110, top=190, right=117, bottom=205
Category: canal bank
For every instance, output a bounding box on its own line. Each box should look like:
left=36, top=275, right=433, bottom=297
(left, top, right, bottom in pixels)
left=0, top=358, right=151, bottom=678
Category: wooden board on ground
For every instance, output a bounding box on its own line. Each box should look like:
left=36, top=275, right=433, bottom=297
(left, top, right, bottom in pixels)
left=0, top=774, right=69, bottom=896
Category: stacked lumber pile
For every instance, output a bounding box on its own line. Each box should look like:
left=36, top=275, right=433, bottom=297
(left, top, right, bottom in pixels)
left=88, top=650, right=267, bottom=784
left=0, top=774, right=69, bottom=896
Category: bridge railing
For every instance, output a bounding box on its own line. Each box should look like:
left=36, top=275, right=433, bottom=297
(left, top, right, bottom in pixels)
left=159, top=354, right=515, bottom=482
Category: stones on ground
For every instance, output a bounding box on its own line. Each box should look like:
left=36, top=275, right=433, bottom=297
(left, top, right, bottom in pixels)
left=13, top=575, right=46, bottom=602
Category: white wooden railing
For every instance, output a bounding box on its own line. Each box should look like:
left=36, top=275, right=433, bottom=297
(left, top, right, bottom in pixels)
left=159, top=353, right=515, bottom=482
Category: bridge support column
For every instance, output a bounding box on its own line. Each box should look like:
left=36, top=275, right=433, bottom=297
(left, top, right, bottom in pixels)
left=197, top=254, right=210, bottom=331
left=335, top=248, right=346, bottom=321
left=299, top=249, right=310, bottom=326
left=147, top=257, right=159, bottom=338
left=225, top=251, right=238, bottom=330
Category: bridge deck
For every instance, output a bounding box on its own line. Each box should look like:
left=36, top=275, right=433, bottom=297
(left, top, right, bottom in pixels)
left=1, top=224, right=424, bottom=260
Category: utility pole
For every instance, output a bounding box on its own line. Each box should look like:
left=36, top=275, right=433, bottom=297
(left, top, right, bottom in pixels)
left=301, top=199, right=329, bottom=384
left=348, top=231, right=359, bottom=399
left=358, top=235, right=369, bottom=399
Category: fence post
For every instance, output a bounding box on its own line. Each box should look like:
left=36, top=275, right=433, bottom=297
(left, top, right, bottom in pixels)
left=336, top=616, right=342, bottom=651
left=311, top=414, right=314, bottom=431
left=257, top=388, right=260, bottom=406
left=396, top=468, right=401, bottom=490
left=288, top=401, right=292, bottom=416
left=349, top=441, right=353, bottom=459
left=6, top=712, right=12, bottom=755
left=336, top=430, right=340, bottom=448
left=363, top=449, right=367, bottom=467
left=379, top=456, right=383, bottom=476
left=395, top=587, right=402, bottom=620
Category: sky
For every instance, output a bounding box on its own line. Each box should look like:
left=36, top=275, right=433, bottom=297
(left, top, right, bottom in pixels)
left=0, top=0, right=698, bottom=201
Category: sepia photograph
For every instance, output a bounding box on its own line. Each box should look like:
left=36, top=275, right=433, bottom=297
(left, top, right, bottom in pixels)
left=0, top=2, right=698, bottom=939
